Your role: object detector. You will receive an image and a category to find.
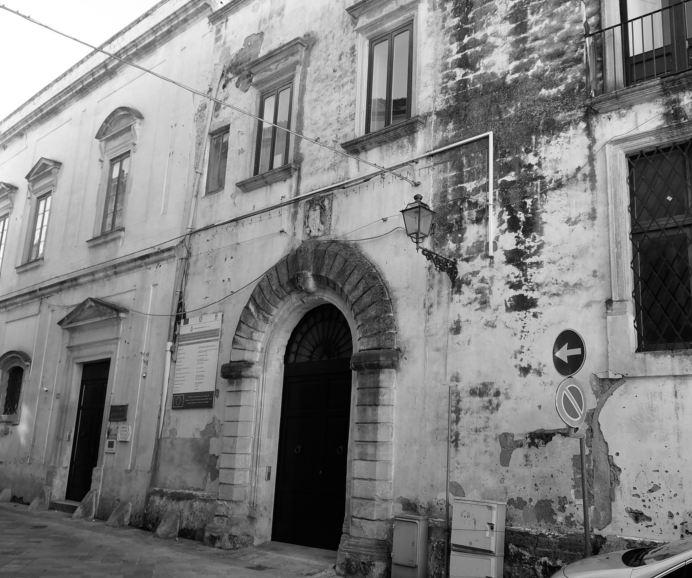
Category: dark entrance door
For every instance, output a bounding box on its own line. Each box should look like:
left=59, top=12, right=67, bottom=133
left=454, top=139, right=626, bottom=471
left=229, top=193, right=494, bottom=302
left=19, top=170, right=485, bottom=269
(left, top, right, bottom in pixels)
left=272, top=305, right=352, bottom=550
left=66, top=359, right=110, bottom=502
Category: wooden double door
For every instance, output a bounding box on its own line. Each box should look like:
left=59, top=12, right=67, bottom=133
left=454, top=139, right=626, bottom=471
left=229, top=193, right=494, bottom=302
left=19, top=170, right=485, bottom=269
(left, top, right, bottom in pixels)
left=272, top=357, right=352, bottom=550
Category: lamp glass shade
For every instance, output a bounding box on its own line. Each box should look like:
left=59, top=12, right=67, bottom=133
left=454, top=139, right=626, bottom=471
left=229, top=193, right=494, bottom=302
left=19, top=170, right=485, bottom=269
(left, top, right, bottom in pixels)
left=401, top=195, right=434, bottom=244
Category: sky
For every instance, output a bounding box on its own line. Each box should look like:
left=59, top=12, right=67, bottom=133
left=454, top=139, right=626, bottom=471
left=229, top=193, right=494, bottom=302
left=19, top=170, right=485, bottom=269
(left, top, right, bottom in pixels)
left=0, top=0, right=163, bottom=120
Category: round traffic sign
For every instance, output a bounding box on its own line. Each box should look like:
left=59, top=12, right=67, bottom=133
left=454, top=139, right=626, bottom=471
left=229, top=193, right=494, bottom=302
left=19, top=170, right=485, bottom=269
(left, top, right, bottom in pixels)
left=555, top=377, right=587, bottom=428
left=553, top=329, right=586, bottom=377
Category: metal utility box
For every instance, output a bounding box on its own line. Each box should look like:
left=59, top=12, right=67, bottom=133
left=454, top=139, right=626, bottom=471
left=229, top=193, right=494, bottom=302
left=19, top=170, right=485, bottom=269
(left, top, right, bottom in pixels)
left=392, top=515, right=428, bottom=578
left=450, top=498, right=506, bottom=578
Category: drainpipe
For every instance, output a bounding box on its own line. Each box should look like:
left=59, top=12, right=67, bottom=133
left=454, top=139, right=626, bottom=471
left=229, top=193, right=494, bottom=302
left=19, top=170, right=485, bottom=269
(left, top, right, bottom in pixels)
left=157, top=341, right=174, bottom=440
left=147, top=68, right=226, bottom=489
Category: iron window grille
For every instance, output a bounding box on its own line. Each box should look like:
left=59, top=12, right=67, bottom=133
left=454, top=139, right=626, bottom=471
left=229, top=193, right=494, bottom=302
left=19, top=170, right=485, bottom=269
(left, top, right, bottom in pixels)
left=254, top=83, right=293, bottom=175
left=29, top=192, right=51, bottom=261
left=206, top=128, right=229, bottom=193
left=102, top=152, right=129, bottom=233
left=628, top=140, right=692, bottom=350
left=365, top=21, right=413, bottom=134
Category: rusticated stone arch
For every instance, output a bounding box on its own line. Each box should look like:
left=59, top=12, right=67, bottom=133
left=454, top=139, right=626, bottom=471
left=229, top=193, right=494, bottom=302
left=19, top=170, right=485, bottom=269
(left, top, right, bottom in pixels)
left=213, top=240, right=398, bottom=578
left=227, top=239, right=396, bottom=364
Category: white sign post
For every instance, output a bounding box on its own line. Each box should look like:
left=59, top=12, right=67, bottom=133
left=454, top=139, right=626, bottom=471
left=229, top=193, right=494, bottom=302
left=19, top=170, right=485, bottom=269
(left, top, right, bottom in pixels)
left=555, top=376, right=591, bottom=557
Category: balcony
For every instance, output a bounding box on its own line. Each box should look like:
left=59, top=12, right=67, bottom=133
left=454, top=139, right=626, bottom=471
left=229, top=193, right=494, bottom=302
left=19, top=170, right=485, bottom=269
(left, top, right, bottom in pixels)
left=587, top=1, right=692, bottom=96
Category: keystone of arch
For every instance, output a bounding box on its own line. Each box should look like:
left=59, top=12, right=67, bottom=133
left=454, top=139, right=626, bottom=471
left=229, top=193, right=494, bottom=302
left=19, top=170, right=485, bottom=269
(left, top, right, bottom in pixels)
left=222, top=239, right=397, bottom=372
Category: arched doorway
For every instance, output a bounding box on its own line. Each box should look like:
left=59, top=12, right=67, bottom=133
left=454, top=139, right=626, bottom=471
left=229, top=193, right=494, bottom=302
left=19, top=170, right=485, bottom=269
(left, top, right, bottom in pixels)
left=271, top=304, right=353, bottom=550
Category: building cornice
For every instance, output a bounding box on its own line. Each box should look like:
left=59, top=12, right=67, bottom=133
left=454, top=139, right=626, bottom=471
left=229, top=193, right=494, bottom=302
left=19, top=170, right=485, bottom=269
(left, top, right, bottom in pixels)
left=0, top=244, right=177, bottom=311
left=208, top=0, right=253, bottom=24
left=0, top=0, right=211, bottom=147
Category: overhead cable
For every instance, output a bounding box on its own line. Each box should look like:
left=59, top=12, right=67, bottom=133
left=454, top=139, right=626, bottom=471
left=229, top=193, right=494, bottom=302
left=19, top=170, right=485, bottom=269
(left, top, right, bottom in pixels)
left=0, top=3, right=419, bottom=186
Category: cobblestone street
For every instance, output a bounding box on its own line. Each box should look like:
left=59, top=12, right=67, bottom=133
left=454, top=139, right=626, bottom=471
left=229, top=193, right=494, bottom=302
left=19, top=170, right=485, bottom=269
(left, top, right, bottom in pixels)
left=0, top=503, right=337, bottom=577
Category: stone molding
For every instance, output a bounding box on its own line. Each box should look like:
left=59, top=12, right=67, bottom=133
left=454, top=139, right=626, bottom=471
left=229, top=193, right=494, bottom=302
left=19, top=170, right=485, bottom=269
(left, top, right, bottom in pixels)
left=350, top=348, right=400, bottom=371
left=215, top=240, right=398, bottom=569
left=229, top=239, right=397, bottom=361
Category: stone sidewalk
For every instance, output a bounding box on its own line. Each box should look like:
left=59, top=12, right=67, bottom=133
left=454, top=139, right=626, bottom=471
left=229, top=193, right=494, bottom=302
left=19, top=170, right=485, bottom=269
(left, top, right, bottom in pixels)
left=0, top=502, right=337, bottom=577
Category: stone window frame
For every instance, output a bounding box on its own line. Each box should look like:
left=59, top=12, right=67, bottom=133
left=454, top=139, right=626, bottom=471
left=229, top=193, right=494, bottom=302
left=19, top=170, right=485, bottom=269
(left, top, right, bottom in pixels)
left=341, top=0, right=424, bottom=154
left=17, top=158, right=61, bottom=271
left=235, top=38, right=308, bottom=193
left=88, top=107, right=143, bottom=246
left=0, top=351, right=31, bottom=425
left=604, top=121, right=692, bottom=377
left=0, top=182, right=17, bottom=275
left=205, top=125, right=230, bottom=195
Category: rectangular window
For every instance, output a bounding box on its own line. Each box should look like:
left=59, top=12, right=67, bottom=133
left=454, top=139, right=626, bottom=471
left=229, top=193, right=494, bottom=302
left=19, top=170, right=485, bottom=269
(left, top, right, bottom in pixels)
left=254, top=84, right=293, bottom=175
left=366, top=22, right=413, bottom=134
left=102, top=152, right=129, bottom=233
left=628, top=140, right=692, bottom=350
left=0, top=215, right=8, bottom=271
left=206, top=128, right=229, bottom=193
left=29, top=192, right=51, bottom=261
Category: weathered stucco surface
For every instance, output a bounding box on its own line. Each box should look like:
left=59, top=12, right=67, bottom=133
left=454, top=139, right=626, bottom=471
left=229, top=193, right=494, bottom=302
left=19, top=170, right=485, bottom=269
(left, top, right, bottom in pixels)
left=1, top=1, right=692, bottom=577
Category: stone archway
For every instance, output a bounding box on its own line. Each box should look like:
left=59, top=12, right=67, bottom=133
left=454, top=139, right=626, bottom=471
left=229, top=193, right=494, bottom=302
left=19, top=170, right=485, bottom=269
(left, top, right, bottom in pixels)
left=216, top=239, right=398, bottom=577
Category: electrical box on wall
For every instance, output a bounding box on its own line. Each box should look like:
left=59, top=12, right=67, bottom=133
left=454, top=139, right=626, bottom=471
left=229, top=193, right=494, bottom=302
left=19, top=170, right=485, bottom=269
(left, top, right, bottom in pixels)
left=392, top=515, right=428, bottom=578
left=116, top=424, right=132, bottom=442
left=450, top=498, right=506, bottom=578
left=105, top=439, right=116, bottom=453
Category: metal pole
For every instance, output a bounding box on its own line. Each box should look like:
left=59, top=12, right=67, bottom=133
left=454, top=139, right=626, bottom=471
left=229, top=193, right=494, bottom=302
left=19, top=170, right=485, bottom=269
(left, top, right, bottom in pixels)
left=580, top=436, right=591, bottom=557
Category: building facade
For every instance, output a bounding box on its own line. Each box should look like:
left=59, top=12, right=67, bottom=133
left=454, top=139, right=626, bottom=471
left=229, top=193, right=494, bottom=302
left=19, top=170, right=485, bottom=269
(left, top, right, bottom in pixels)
left=1, top=1, right=692, bottom=577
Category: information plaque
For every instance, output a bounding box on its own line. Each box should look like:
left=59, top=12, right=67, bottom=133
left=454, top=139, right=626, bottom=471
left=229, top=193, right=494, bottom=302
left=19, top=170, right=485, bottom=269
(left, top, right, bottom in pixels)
left=171, top=312, right=222, bottom=410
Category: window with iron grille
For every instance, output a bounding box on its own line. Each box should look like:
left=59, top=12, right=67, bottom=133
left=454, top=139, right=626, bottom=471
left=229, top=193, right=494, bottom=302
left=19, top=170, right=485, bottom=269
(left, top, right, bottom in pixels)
left=254, top=83, right=292, bottom=175
left=628, top=140, right=692, bottom=350
left=102, top=152, right=129, bottom=233
left=29, top=192, right=51, bottom=262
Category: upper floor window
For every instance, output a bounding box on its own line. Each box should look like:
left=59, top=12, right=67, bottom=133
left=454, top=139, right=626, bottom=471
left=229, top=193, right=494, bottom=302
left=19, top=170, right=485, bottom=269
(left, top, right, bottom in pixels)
left=235, top=38, right=308, bottom=192
left=0, top=214, right=8, bottom=271
left=366, top=22, right=413, bottom=134
left=628, top=139, right=692, bottom=350
left=589, top=0, right=692, bottom=95
left=255, top=84, right=292, bottom=175
left=102, top=152, right=129, bottom=233
left=21, top=157, right=61, bottom=266
left=0, top=182, right=16, bottom=273
left=93, top=107, right=142, bottom=238
left=206, top=127, right=229, bottom=193
left=29, top=192, right=51, bottom=261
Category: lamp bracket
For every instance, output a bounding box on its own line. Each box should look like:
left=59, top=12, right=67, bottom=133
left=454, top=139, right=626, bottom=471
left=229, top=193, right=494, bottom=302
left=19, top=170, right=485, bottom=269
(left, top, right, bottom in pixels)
left=419, top=247, right=458, bottom=283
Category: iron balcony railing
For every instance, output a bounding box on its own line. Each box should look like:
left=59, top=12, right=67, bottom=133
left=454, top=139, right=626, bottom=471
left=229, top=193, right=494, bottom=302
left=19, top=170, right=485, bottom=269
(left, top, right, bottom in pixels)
left=586, top=1, right=692, bottom=96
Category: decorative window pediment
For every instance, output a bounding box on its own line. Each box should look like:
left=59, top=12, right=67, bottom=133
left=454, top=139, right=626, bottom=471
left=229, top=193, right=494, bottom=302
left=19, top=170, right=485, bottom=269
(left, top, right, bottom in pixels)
left=0, top=182, right=17, bottom=212
left=245, top=38, right=309, bottom=90
left=25, top=158, right=61, bottom=187
left=58, top=297, right=128, bottom=329
left=95, top=107, right=143, bottom=141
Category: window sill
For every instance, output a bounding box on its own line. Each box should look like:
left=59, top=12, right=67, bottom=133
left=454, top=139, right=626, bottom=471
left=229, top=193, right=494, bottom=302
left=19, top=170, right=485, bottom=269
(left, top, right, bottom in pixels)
left=589, top=71, right=692, bottom=113
left=87, top=227, right=125, bottom=247
left=341, top=116, right=425, bottom=154
left=236, top=164, right=299, bottom=193
left=15, top=258, right=43, bottom=274
left=606, top=300, right=692, bottom=378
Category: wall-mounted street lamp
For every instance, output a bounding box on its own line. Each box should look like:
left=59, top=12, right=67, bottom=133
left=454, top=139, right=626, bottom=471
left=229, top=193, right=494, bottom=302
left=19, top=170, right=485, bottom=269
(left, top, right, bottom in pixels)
left=401, top=194, right=458, bottom=282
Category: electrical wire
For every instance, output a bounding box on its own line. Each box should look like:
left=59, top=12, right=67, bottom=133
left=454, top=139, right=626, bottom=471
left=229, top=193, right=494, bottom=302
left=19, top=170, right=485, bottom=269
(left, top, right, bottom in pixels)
left=44, top=222, right=405, bottom=317
left=0, top=3, right=419, bottom=187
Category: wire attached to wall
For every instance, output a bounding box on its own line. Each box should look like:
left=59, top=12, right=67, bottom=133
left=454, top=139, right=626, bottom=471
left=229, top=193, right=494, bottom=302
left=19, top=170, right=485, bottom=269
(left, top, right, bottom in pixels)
left=0, top=3, right=418, bottom=187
